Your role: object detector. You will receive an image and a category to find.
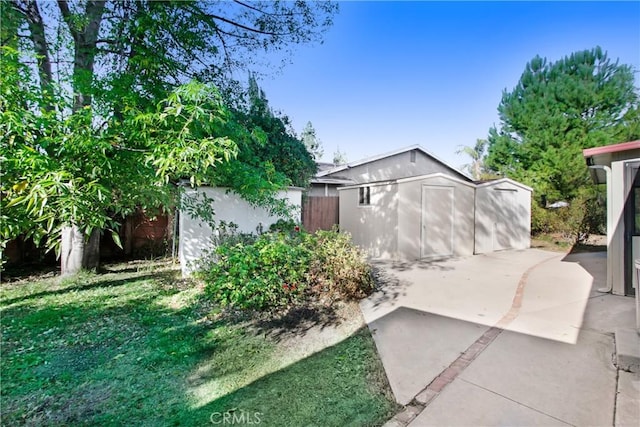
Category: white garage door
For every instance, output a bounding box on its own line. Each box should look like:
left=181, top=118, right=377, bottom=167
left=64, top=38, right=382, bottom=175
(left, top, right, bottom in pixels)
left=421, top=186, right=454, bottom=257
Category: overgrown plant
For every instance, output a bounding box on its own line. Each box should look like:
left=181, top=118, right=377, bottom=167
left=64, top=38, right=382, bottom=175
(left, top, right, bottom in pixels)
left=531, top=190, right=605, bottom=243
left=2, top=0, right=336, bottom=275
left=200, top=232, right=311, bottom=310
left=198, top=229, right=374, bottom=311
left=307, top=229, right=374, bottom=300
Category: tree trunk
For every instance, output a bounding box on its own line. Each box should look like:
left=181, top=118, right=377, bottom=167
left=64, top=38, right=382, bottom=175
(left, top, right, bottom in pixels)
left=124, top=215, right=133, bottom=256
left=61, top=225, right=100, bottom=276
left=56, top=0, right=106, bottom=275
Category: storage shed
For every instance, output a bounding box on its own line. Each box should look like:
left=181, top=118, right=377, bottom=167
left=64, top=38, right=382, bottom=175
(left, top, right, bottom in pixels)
left=474, top=179, right=532, bottom=254
left=339, top=174, right=531, bottom=260
left=339, top=173, right=480, bottom=259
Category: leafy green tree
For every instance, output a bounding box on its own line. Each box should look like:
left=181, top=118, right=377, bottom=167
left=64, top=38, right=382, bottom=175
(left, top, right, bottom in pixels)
left=486, top=47, right=640, bottom=205
left=1, top=0, right=337, bottom=274
left=301, top=121, right=324, bottom=160
left=214, top=76, right=317, bottom=203
left=1, top=50, right=237, bottom=271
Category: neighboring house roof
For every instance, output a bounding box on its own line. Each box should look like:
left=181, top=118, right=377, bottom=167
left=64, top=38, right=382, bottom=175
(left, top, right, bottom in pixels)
left=316, top=162, right=340, bottom=173
left=316, top=144, right=472, bottom=181
left=310, top=177, right=355, bottom=185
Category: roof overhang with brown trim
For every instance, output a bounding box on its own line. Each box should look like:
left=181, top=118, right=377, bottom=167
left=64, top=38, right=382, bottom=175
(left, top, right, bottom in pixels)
left=583, top=140, right=640, bottom=184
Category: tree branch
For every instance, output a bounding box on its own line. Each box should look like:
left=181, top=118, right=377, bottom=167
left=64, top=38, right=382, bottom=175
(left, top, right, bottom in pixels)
left=14, top=0, right=53, bottom=110
left=232, top=0, right=301, bottom=17
left=203, top=12, right=293, bottom=37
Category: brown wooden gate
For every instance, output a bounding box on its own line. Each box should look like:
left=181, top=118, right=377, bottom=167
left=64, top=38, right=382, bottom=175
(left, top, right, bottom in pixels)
left=302, top=196, right=339, bottom=233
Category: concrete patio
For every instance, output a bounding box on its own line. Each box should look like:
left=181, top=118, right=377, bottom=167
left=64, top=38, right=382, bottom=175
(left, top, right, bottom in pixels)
left=360, top=249, right=639, bottom=426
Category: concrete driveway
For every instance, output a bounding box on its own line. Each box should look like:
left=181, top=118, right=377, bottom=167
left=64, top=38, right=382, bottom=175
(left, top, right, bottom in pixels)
left=360, top=249, right=639, bottom=426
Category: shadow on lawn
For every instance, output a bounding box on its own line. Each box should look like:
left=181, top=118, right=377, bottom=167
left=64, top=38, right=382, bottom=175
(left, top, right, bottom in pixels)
left=181, top=327, right=398, bottom=427
left=251, top=304, right=343, bottom=342
left=1, top=274, right=221, bottom=425
left=2, top=264, right=397, bottom=426
left=0, top=272, right=170, bottom=306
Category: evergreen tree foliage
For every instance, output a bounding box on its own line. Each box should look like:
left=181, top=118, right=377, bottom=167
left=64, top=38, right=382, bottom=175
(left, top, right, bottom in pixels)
left=301, top=121, right=324, bottom=160
left=486, top=47, right=639, bottom=204
left=332, top=147, right=347, bottom=165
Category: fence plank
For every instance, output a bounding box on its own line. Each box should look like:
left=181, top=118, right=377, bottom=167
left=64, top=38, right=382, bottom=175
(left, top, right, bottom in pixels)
left=302, top=196, right=339, bottom=233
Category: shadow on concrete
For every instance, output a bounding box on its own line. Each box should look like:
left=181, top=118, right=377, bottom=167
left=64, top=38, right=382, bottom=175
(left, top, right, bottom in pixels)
left=370, top=257, right=455, bottom=272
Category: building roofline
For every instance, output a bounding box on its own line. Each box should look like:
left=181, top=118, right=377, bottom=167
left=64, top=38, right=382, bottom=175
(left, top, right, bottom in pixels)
left=316, top=144, right=472, bottom=181
left=475, top=178, right=533, bottom=192
left=336, top=179, right=397, bottom=190
left=396, top=172, right=476, bottom=187
left=337, top=172, right=478, bottom=190
left=582, top=140, right=640, bottom=157
left=310, top=177, right=355, bottom=185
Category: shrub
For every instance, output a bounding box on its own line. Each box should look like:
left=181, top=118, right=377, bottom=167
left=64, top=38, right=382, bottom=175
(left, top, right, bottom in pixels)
left=198, top=228, right=374, bottom=311
left=199, top=232, right=311, bottom=310
left=268, top=218, right=299, bottom=234
left=531, top=191, right=605, bottom=243
left=306, top=229, right=374, bottom=300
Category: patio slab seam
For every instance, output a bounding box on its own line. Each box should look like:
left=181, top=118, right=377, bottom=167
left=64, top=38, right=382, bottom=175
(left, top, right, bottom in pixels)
left=454, top=378, right=573, bottom=426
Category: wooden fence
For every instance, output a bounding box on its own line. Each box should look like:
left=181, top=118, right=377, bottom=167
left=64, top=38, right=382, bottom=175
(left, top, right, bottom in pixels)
left=3, top=210, right=172, bottom=266
left=302, top=196, right=339, bottom=233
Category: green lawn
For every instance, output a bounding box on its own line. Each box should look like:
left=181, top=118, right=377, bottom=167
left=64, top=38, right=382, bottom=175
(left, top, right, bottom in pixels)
left=1, top=260, right=397, bottom=426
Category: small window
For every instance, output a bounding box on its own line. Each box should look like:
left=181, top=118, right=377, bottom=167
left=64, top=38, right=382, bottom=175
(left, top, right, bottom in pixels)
left=410, top=150, right=416, bottom=163
left=359, top=186, right=371, bottom=206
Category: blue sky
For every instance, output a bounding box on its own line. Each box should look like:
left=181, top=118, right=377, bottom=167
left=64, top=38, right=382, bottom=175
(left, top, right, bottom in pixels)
left=257, top=1, right=640, bottom=170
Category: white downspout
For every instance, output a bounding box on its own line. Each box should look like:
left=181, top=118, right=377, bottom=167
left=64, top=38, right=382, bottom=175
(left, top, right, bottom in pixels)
left=589, top=165, right=613, bottom=293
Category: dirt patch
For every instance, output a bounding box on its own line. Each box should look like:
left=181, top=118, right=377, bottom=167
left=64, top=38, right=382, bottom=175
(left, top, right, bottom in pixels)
left=572, top=235, right=607, bottom=253
left=11, top=382, right=112, bottom=426
left=532, top=233, right=607, bottom=253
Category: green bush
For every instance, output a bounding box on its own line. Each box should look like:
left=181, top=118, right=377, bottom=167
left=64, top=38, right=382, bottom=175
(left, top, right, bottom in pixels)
left=199, top=232, right=311, bottom=310
left=531, top=191, right=605, bottom=243
left=307, top=229, right=374, bottom=300
left=268, top=218, right=299, bottom=234
left=198, top=228, right=374, bottom=311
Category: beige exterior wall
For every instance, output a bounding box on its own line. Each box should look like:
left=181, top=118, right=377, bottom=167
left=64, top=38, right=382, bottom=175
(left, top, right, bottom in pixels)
left=308, top=183, right=340, bottom=197
left=179, top=186, right=302, bottom=276
left=474, top=180, right=531, bottom=254
left=339, top=174, right=477, bottom=260
left=397, top=175, right=475, bottom=259
left=334, top=150, right=469, bottom=183
left=611, top=159, right=626, bottom=295
left=338, top=183, right=399, bottom=258
left=610, top=156, right=640, bottom=295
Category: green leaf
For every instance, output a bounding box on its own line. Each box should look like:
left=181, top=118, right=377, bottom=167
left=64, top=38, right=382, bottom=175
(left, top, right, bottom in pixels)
left=5, top=196, right=26, bottom=208
left=111, top=230, right=123, bottom=249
